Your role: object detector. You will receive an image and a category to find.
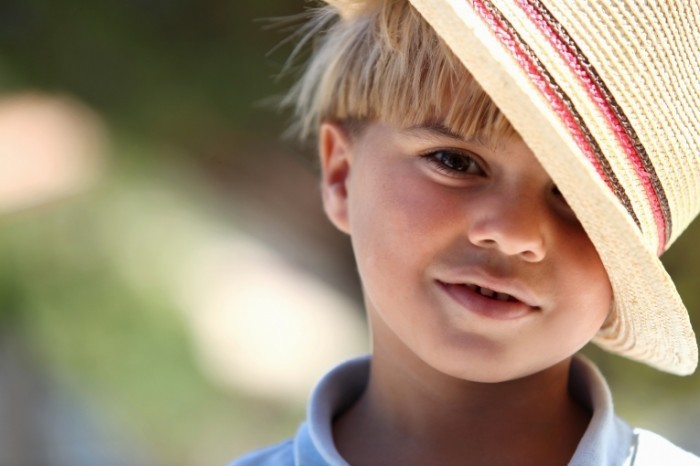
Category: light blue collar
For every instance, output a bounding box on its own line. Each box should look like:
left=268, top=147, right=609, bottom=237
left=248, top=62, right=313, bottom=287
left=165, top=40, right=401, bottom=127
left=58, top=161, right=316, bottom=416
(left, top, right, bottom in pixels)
left=297, top=355, right=635, bottom=466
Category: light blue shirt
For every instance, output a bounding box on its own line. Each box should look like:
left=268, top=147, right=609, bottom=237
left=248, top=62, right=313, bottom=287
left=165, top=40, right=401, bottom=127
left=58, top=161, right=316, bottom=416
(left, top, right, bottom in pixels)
left=231, top=356, right=700, bottom=465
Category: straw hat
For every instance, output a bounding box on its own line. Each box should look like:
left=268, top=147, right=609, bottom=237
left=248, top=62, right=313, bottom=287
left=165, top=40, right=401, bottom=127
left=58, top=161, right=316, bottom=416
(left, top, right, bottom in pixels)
left=407, top=0, right=699, bottom=375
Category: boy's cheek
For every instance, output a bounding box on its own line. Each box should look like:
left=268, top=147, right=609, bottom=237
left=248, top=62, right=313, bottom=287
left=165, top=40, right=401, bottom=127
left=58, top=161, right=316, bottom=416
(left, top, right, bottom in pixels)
left=349, top=175, right=459, bottom=273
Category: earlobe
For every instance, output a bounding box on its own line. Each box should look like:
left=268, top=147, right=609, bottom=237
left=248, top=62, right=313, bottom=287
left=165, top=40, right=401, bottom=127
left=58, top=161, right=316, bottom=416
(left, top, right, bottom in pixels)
left=319, top=122, right=353, bottom=234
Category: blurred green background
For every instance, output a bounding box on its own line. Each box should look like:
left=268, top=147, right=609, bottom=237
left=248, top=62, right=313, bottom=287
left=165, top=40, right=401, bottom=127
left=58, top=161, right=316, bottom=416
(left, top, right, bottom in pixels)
left=0, top=1, right=697, bottom=465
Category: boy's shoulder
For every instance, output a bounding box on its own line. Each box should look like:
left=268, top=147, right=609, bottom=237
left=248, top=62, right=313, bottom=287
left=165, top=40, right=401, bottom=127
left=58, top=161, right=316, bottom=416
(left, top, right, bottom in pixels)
left=229, top=421, right=338, bottom=466
left=632, top=428, right=700, bottom=466
left=230, top=357, right=369, bottom=466
left=229, top=438, right=294, bottom=466
left=229, top=438, right=295, bottom=466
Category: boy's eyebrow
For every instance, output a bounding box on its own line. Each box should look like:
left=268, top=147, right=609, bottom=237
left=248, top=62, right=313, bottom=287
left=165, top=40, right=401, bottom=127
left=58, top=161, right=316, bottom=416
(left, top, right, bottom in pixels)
left=404, top=122, right=496, bottom=149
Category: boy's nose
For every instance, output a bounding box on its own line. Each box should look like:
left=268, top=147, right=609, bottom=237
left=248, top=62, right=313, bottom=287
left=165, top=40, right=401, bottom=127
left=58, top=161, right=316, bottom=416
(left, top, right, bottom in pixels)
left=466, top=193, right=547, bottom=262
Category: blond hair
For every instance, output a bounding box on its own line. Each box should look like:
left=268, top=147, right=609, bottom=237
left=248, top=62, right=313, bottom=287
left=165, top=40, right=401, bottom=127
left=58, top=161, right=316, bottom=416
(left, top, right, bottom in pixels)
left=283, top=0, right=516, bottom=140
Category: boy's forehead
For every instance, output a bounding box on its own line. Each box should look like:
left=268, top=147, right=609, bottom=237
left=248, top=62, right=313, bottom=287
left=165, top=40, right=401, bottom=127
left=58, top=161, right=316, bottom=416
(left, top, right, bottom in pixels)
left=404, top=121, right=511, bottom=152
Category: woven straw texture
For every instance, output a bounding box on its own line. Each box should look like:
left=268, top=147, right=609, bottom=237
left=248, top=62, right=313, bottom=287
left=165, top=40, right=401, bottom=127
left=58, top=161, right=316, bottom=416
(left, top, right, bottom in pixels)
left=409, top=0, right=699, bottom=374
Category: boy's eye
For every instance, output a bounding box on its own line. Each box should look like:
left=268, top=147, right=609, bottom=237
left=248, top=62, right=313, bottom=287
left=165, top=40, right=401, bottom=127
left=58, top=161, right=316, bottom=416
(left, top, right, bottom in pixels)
left=424, top=150, right=484, bottom=177
left=551, top=184, right=574, bottom=210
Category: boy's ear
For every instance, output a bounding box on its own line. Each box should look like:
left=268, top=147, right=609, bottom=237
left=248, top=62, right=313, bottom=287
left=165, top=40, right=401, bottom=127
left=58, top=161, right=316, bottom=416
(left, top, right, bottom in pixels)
left=319, top=122, right=353, bottom=234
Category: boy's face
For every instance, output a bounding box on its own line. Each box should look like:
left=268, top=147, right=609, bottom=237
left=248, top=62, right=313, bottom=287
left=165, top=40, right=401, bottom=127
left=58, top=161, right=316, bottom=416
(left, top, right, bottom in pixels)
left=320, top=121, right=612, bottom=383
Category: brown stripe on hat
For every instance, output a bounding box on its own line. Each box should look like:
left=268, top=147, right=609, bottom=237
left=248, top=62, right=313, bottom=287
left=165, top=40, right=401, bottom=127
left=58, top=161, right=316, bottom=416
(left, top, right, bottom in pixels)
left=474, top=0, right=642, bottom=231
left=518, top=0, right=672, bottom=252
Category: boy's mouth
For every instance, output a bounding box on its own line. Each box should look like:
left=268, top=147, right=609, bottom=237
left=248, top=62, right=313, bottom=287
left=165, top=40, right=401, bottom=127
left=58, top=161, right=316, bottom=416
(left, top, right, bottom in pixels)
left=462, top=283, right=518, bottom=302
left=437, top=276, right=540, bottom=308
left=437, top=280, right=536, bottom=320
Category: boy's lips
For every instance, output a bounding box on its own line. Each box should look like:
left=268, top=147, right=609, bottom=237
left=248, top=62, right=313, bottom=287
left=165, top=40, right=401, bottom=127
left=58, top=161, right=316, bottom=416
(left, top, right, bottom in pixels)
left=436, top=275, right=541, bottom=320
left=462, top=283, right=519, bottom=302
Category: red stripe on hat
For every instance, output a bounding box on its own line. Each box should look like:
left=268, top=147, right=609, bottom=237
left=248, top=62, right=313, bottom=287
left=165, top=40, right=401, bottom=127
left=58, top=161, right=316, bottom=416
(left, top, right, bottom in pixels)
left=515, top=0, right=668, bottom=253
left=471, top=1, right=608, bottom=180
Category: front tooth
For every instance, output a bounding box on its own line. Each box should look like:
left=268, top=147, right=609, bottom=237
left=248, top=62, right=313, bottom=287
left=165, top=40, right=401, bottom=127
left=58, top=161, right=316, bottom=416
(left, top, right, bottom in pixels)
left=479, top=287, right=496, bottom=298
left=495, top=292, right=510, bottom=301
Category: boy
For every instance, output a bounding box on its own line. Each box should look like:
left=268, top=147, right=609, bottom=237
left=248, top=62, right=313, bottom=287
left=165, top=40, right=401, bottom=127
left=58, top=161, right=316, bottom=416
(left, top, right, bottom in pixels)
left=234, top=0, right=700, bottom=464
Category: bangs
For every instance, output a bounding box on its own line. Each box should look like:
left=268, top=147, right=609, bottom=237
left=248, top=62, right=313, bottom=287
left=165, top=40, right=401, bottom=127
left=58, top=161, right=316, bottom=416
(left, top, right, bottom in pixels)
left=284, top=0, right=517, bottom=141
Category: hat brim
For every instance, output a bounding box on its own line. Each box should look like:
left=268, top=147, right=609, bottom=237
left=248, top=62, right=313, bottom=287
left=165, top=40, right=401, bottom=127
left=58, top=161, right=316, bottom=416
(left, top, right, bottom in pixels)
left=409, top=0, right=697, bottom=374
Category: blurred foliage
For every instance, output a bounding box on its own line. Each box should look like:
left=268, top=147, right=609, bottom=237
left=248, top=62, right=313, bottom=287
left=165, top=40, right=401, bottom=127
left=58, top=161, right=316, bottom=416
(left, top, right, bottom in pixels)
left=0, top=0, right=303, bottom=142
left=0, top=151, right=305, bottom=464
left=0, top=1, right=312, bottom=463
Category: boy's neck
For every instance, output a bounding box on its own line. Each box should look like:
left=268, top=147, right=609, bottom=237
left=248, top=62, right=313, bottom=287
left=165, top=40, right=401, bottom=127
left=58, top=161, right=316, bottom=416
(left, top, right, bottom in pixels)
left=333, top=337, right=590, bottom=466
